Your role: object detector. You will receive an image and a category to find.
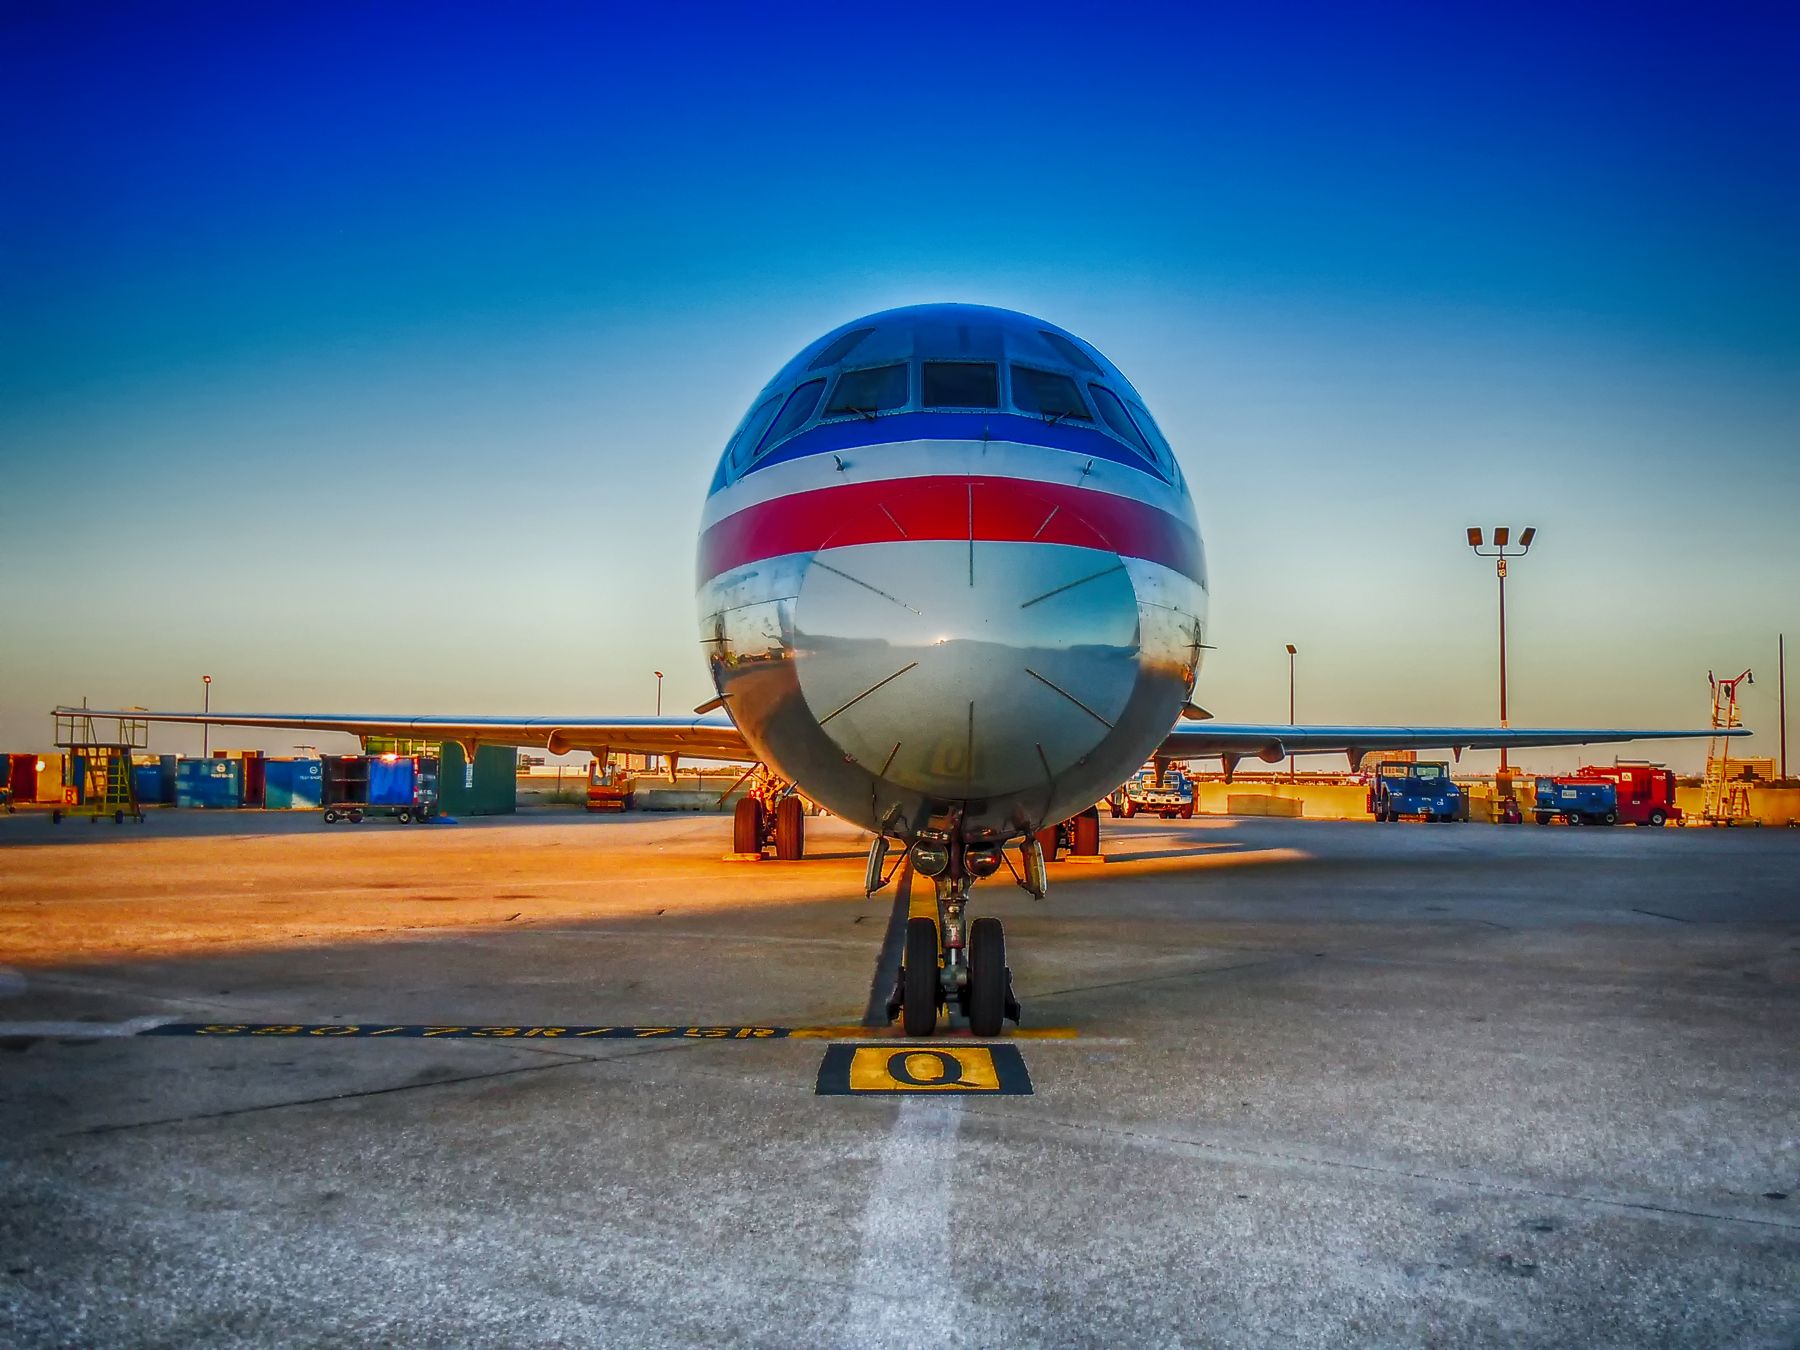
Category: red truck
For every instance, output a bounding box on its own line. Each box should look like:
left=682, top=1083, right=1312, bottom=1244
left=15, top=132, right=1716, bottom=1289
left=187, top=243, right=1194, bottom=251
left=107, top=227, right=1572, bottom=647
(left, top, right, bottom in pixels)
left=1544, top=764, right=1682, bottom=828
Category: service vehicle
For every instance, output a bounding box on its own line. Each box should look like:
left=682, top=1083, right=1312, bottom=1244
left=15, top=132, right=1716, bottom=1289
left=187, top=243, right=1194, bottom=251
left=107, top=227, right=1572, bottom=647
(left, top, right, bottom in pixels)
left=1368, top=760, right=1461, bottom=822
left=1108, top=763, right=1196, bottom=818
left=586, top=759, right=636, bottom=812
left=1533, top=776, right=1619, bottom=825
left=320, top=753, right=438, bottom=825
left=1566, top=763, right=1681, bottom=827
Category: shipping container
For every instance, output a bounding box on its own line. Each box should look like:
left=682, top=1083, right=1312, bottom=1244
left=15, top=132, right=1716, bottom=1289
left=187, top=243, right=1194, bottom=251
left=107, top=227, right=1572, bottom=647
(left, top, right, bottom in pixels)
left=132, top=763, right=165, bottom=806
left=264, top=759, right=323, bottom=810
left=243, top=754, right=266, bottom=808
left=176, top=758, right=244, bottom=809
left=365, top=738, right=515, bottom=816
left=4, top=754, right=39, bottom=805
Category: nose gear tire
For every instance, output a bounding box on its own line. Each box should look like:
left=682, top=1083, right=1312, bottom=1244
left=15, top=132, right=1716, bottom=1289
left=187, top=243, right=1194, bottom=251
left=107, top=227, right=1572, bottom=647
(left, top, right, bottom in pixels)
left=966, top=916, right=1008, bottom=1037
left=901, top=917, right=941, bottom=1037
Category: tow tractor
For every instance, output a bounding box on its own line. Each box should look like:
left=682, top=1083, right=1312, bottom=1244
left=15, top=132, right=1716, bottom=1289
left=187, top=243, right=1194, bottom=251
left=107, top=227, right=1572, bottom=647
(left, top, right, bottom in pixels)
left=1107, top=762, right=1196, bottom=819
left=1367, top=760, right=1461, bottom=822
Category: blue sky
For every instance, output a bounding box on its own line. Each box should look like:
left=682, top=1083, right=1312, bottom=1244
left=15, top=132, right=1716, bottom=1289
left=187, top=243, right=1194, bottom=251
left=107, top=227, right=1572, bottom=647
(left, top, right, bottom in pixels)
left=3, top=2, right=1795, bottom=771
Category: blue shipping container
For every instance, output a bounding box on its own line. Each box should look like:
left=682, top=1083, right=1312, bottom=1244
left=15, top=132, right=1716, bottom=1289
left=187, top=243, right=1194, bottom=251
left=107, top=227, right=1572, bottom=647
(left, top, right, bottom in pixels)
left=176, top=758, right=243, bottom=809
left=366, top=757, right=416, bottom=807
left=264, top=759, right=323, bottom=810
left=132, top=764, right=165, bottom=805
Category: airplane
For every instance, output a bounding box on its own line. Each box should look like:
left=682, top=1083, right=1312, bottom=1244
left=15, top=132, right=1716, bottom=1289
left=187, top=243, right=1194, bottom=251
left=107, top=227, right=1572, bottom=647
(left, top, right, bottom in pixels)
left=61, top=303, right=1741, bottom=1039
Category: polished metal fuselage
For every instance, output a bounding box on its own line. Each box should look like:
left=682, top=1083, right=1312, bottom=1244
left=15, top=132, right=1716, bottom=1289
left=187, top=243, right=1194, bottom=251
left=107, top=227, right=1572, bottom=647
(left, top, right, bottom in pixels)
left=696, top=307, right=1207, bottom=844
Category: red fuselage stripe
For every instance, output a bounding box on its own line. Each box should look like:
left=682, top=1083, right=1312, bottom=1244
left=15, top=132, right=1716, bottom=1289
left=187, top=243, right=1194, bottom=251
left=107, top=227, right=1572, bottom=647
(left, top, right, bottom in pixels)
left=697, top=476, right=1204, bottom=583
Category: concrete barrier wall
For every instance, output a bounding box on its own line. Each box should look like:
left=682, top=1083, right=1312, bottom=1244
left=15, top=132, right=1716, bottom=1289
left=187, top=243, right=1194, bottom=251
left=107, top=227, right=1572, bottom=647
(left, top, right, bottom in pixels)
left=1191, top=781, right=1798, bottom=826
left=1672, top=786, right=1800, bottom=827
left=1196, top=783, right=1369, bottom=819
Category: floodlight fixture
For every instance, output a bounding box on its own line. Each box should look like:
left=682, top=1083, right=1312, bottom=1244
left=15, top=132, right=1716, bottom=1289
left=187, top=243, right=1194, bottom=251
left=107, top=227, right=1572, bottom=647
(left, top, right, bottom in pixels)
left=1462, top=523, right=1541, bottom=774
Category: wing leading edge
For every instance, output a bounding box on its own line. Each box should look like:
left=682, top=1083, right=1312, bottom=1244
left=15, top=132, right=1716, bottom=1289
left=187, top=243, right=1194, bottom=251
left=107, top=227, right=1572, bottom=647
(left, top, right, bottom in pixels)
left=1157, top=723, right=1744, bottom=772
left=51, top=709, right=754, bottom=763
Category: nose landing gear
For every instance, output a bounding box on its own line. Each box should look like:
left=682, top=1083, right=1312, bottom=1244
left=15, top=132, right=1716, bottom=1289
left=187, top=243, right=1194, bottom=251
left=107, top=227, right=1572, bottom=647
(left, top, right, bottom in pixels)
left=887, top=846, right=1022, bottom=1038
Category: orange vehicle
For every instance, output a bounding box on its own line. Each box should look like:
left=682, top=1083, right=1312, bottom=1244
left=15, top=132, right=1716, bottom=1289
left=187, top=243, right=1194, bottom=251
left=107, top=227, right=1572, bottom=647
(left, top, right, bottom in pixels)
left=586, top=759, right=636, bottom=812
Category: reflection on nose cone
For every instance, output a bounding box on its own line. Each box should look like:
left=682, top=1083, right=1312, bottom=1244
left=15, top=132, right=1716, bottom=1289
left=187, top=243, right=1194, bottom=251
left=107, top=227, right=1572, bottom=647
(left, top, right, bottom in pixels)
left=794, top=536, right=1140, bottom=800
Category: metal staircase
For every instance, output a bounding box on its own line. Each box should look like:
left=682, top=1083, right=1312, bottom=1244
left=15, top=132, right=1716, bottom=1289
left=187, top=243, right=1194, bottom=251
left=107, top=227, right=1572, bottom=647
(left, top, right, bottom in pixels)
left=53, top=709, right=148, bottom=824
left=1700, top=670, right=1753, bottom=826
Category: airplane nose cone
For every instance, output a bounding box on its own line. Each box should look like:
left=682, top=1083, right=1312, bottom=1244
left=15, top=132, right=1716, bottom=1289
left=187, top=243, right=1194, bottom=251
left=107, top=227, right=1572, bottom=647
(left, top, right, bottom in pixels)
left=793, top=524, right=1140, bottom=801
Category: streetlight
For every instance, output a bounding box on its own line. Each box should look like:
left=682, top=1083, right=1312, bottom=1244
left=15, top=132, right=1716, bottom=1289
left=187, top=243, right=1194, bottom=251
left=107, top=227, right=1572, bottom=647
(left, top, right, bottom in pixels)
left=1285, top=644, right=1297, bottom=781
left=653, top=670, right=664, bottom=717
left=201, top=674, right=212, bottom=759
left=1465, top=526, right=1537, bottom=777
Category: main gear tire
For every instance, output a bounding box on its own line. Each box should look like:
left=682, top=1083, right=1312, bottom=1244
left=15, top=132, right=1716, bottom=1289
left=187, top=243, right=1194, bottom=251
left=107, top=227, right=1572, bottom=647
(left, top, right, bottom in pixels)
left=1071, top=808, right=1101, bottom=856
left=733, top=797, right=762, bottom=854
left=774, top=795, right=805, bottom=860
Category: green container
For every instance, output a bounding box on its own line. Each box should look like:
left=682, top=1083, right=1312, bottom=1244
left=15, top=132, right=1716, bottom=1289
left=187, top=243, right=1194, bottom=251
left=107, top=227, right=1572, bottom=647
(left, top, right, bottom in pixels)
left=362, top=738, right=515, bottom=816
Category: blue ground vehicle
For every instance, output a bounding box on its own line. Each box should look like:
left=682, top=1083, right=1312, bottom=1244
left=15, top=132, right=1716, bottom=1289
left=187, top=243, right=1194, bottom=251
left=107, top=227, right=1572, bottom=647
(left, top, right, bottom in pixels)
left=1367, top=761, right=1461, bottom=822
left=1533, top=777, right=1619, bottom=826
left=1108, top=763, right=1195, bottom=818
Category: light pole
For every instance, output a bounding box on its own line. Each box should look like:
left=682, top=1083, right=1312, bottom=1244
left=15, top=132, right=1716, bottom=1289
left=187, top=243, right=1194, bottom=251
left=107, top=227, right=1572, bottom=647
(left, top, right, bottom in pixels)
left=654, top=670, right=664, bottom=717
left=1465, top=526, right=1536, bottom=777
left=201, top=674, right=212, bottom=759
left=1285, top=644, right=1297, bottom=781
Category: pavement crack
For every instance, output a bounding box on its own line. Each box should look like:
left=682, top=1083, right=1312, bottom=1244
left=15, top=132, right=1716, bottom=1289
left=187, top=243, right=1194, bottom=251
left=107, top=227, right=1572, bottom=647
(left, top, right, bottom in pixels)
left=951, top=1108, right=1800, bottom=1235
left=48, top=1041, right=701, bottom=1142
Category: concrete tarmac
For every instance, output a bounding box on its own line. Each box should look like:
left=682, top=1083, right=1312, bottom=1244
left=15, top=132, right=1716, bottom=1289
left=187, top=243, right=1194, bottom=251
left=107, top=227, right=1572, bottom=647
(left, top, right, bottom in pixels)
left=0, top=809, right=1795, bottom=1347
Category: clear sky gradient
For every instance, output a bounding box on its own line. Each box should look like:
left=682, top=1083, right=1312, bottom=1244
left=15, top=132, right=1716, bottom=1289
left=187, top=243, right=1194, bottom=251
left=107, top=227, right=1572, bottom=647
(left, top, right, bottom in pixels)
left=3, top=2, right=1795, bottom=772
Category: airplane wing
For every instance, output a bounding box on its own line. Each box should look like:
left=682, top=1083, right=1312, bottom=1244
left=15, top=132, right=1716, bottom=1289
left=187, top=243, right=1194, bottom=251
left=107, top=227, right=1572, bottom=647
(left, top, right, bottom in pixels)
left=51, top=708, right=754, bottom=762
left=1157, top=722, right=1743, bottom=772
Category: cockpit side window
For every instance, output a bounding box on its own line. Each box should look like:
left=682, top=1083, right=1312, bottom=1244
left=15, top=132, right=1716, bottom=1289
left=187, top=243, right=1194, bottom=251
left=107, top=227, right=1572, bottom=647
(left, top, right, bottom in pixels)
left=807, top=327, right=874, bottom=371
left=1126, top=400, right=1174, bottom=467
left=1010, top=365, right=1092, bottom=422
left=921, top=361, right=999, bottom=409
left=754, top=379, right=826, bottom=458
left=1088, top=386, right=1156, bottom=463
left=1040, top=330, right=1104, bottom=375
left=825, top=363, right=908, bottom=419
left=728, top=394, right=783, bottom=469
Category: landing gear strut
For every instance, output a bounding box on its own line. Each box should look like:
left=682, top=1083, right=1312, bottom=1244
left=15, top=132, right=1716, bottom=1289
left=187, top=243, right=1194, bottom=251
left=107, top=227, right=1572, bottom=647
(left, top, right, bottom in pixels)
left=888, top=840, right=1022, bottom=1037
left=730, top=770, right=807, bottom=860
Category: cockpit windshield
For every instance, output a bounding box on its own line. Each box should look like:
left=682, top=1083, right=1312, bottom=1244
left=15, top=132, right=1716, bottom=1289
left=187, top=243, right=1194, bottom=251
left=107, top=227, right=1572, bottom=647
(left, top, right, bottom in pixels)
left=922, top=362, right=999, bottom=409
left=1010, top=366, right=1091, bottom=422
left=826, top=364, right=908, bottom=419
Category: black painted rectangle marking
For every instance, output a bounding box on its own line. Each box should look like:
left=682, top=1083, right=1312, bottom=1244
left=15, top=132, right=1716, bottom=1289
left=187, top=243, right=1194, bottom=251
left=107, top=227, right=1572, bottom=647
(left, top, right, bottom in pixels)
left=815, top=1043, right=1033, bottom=1095
left=145, top=1023, right=791, bottom=1040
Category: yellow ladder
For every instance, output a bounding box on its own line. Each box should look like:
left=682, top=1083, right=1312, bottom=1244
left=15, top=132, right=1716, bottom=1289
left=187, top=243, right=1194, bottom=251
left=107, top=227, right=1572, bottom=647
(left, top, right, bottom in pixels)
left=1701, top=670, right=1752, bottom=825
left=53, top=712, right=148, bottom=824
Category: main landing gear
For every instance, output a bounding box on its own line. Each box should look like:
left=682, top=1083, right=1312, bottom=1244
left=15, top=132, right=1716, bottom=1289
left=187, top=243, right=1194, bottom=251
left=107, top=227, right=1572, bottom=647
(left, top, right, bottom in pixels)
left=884, top=835, right=1032, bottom=1038
left=731, top=770, right=808, bottom=860
left=1033, top=805, right=1103, bottom=862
